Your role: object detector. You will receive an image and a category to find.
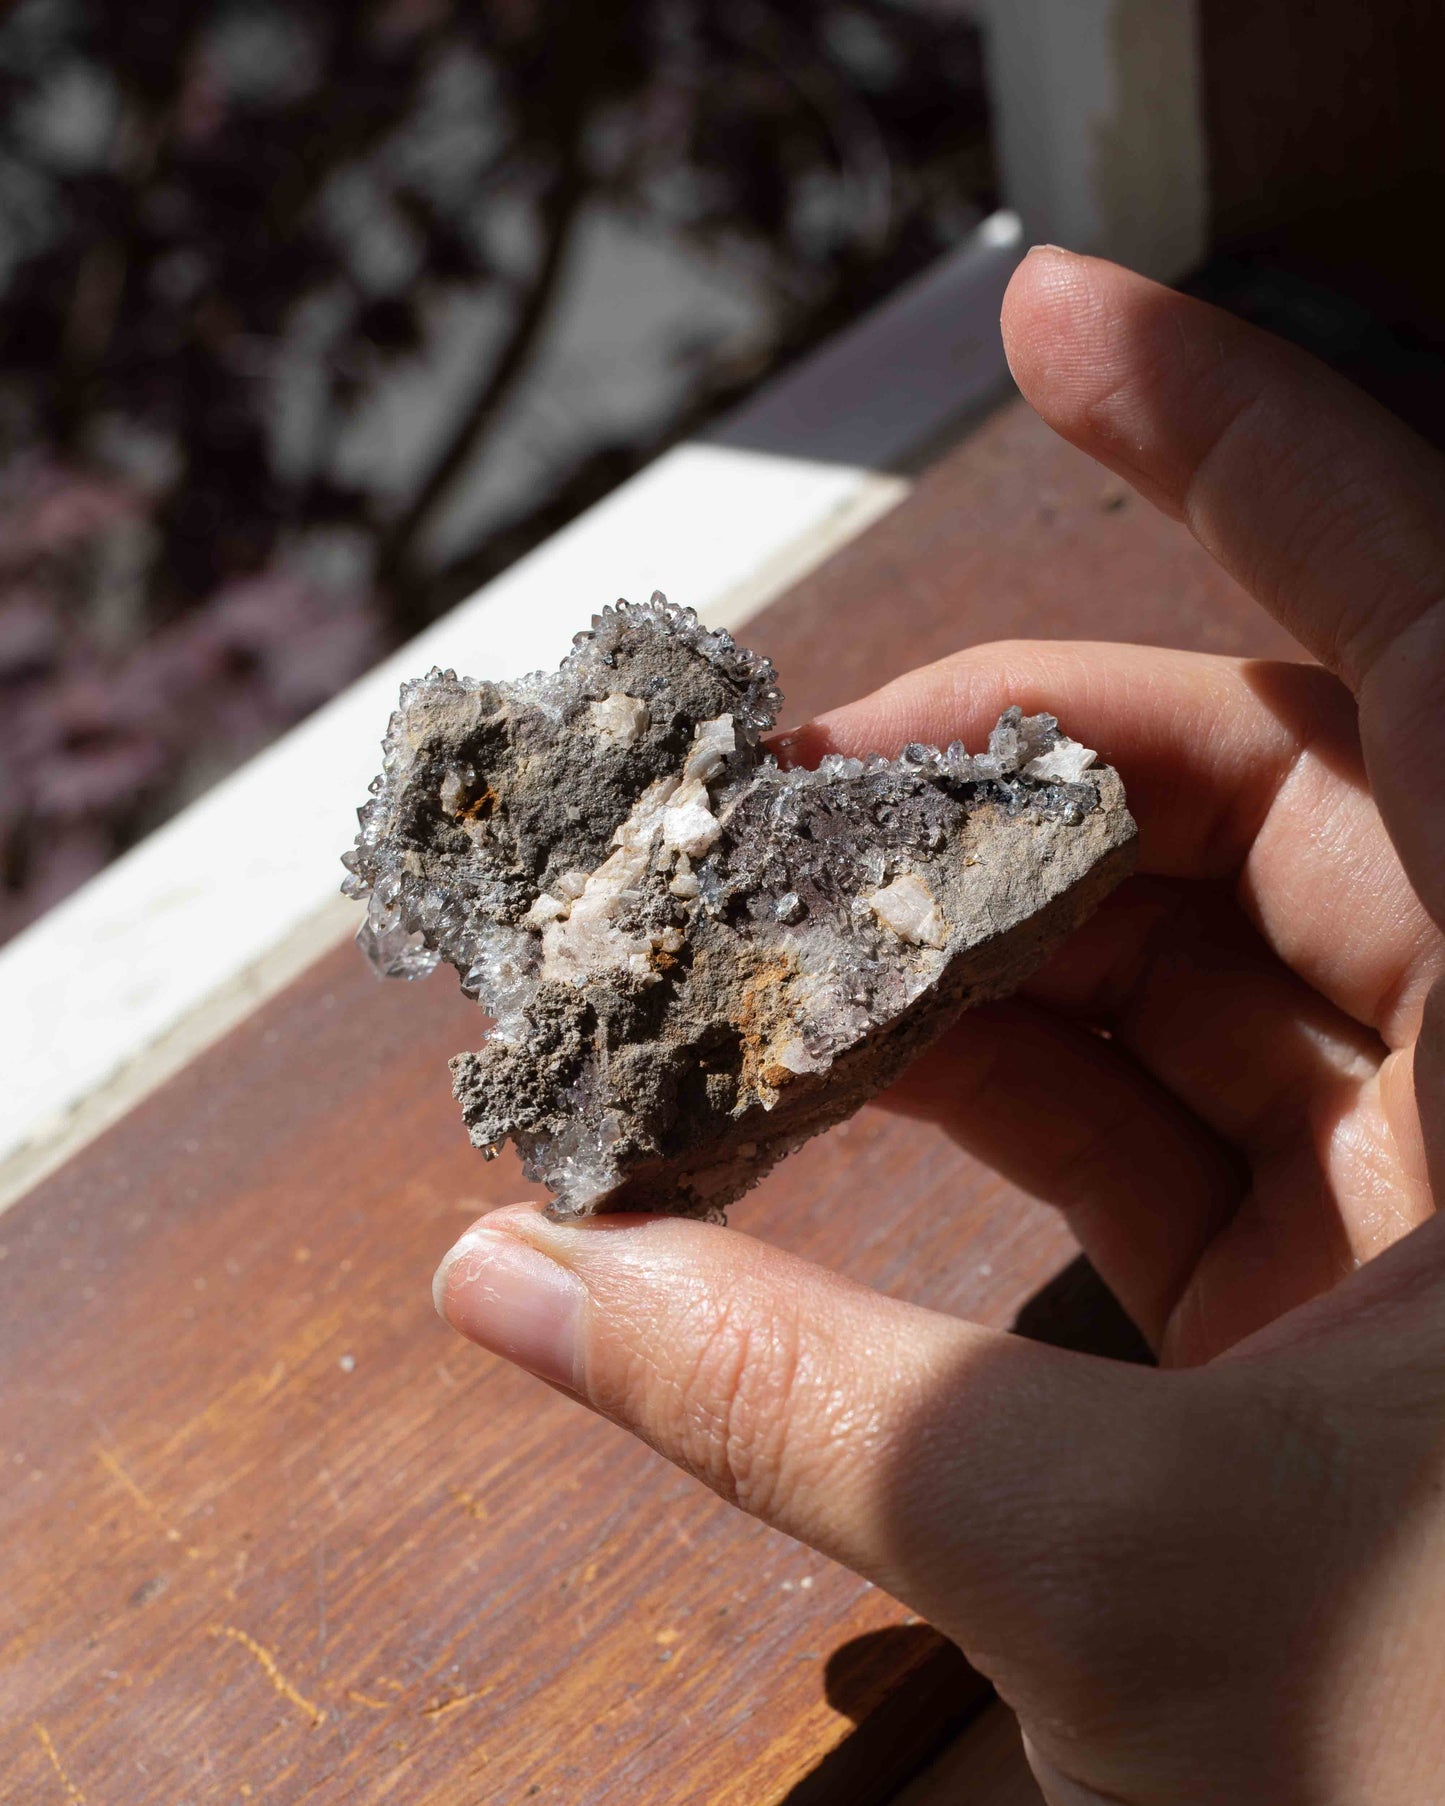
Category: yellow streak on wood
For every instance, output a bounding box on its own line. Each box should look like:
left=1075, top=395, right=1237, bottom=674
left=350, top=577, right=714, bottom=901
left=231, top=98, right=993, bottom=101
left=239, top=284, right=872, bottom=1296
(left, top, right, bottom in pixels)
left=95, top=1446, right=199, bottom=1558
left=420, top=1689, right=486, bottom=1722
left=347, top=1690, right=392, bottom=1710
left=33, top=1723, right=87, bottom=1803
left=212, top=1624, right=326, bottom=1727
left=153, top=1310, right=343, bottom=1459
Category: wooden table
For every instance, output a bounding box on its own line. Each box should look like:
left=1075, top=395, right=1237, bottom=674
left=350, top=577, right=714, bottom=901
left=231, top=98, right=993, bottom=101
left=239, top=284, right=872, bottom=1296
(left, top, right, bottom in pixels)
left=1, top=395, right=1302, bottom=1805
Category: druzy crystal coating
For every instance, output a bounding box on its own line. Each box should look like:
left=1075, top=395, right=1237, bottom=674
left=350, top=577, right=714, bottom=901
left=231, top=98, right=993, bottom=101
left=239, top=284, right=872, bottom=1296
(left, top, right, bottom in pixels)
left=342, top=592, right=1136, bottom=1217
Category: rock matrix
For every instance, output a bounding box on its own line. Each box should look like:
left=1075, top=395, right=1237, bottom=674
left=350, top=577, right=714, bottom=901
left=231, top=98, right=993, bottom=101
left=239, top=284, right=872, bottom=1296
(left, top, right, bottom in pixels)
left=343, top=595, right=1136, bottom=1217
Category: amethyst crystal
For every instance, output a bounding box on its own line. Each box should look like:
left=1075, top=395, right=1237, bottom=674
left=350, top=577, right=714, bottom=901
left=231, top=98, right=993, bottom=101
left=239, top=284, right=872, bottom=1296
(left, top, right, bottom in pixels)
left=343, top=593, right=1135, bottom=1218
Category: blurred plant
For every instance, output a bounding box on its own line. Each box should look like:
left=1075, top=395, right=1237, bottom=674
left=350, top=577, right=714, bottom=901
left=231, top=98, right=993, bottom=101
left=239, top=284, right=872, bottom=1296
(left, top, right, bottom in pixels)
left=0, top=0, right=991, bottom=940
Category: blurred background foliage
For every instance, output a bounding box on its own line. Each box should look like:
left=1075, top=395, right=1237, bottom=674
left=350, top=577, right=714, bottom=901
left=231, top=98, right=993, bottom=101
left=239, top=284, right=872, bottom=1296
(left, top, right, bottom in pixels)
left=0, top=0, right=993, bottom=943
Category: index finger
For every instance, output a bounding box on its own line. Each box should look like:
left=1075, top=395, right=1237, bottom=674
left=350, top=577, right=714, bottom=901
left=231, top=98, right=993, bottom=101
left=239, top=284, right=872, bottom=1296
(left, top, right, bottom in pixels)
left=786, top=640, right=1441, bottom=1045
left=1003, top=249, right=1445, bottom=926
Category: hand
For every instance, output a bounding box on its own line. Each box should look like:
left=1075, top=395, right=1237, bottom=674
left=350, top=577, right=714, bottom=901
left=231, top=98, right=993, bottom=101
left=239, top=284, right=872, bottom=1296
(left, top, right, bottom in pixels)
left=431, top=249, right=1445, bottom=1804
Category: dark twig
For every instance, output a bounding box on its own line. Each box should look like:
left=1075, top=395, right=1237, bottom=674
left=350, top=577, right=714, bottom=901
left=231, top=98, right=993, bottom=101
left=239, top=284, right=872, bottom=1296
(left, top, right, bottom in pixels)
left=374, top=141, right=590, bottom=622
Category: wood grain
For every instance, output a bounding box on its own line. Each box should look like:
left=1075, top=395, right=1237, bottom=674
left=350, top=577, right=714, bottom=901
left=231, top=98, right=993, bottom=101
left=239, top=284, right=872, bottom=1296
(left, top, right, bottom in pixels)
left=0, top=397, right=1300, bottom=1804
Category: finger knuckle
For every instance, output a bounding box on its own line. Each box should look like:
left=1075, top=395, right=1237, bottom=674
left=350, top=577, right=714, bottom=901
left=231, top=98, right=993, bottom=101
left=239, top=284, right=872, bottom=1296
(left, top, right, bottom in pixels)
left=668, top=1293, right=805, bottom=1521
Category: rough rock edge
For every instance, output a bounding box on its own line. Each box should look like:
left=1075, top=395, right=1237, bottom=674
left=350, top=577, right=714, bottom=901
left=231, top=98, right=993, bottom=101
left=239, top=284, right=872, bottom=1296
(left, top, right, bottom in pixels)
left=342, top=593, right=1138, bottom=1219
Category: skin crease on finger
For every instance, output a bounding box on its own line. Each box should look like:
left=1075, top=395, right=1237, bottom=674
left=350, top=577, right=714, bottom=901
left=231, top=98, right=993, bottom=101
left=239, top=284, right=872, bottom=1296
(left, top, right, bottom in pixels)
left=432, top=251, right=1445, bottom=1805
left=1002, top=248, right=1445, bottom=934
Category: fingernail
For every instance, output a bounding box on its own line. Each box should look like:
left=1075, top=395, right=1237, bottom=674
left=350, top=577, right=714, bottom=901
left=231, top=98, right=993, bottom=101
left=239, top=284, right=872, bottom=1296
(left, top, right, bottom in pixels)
left=1027, top=241, right=1069, bottom=256
left=433, top=1226, right=585, bottom=1390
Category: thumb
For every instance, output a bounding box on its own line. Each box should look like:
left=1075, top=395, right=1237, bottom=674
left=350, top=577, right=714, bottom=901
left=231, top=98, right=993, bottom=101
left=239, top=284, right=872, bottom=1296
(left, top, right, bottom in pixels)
left=432, top=1205, right=1201, bottom=1675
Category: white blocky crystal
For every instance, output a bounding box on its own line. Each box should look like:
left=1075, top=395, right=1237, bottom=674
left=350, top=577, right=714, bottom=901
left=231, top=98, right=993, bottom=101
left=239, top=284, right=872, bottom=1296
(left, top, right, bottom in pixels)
left=669, top=855, right=700, bottom=899
left=682, top=713, right=735, bottom=783
left=589, top=692, right=651, bottom=746
left=525, top=893, right=568, bottom=928
left=867, top=872, right=949, bottom=948
left=438, top=765, right=476, bottom=816
left=1023, top=738, right=1097, bottom=784
left=658, top=714, right=734, bottom=857
left=662, top=781, right=722, bottom=858
left=539, top=774, right=677, bottom=985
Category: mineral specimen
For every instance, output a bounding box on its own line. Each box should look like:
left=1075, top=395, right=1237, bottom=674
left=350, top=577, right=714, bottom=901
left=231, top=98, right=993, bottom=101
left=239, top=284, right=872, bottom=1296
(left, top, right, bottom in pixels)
left=342, top=594, right=1136, bottom=1218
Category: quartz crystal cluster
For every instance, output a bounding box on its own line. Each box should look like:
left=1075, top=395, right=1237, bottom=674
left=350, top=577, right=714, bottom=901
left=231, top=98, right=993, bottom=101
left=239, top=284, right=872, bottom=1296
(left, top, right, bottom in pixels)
left=342, top=593, right=1136, bottom=1218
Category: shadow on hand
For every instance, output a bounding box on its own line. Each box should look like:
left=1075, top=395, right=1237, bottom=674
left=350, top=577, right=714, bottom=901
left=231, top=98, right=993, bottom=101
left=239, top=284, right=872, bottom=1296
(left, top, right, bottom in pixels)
left=868, top=1229, right=1445, bottom=1802
left=783, top=1258, right=1149, bottom=1805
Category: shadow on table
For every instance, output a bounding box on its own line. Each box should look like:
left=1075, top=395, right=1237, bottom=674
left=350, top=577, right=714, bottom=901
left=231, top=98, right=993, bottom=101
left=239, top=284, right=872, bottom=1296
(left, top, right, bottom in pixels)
left=780, top=1623, right=990, bottom=1806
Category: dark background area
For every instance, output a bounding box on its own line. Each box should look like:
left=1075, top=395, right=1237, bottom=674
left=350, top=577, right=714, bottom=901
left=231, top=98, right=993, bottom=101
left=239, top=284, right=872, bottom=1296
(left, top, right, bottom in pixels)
left=0, top=0, right=994, bottom=945
left=1192, top=0, right=1445, bottom=458
left=6, top=0, right=1445, bottom=955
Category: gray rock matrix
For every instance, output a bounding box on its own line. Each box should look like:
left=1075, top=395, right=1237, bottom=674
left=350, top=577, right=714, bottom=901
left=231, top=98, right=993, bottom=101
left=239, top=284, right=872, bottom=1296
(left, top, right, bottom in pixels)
left=342, top=594, right=1136, bottom=1218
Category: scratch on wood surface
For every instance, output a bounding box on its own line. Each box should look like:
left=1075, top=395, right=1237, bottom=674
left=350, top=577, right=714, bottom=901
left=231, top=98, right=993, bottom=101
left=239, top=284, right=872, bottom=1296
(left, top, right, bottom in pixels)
left=212, top=1625, right=326, bottom=1727
left=225, top=1547, right=250, bottom=1601
left=34, top=1723, right=86, bottom=1802
left=420, top=1688, right=487, bottom=1722
left=154, top=1312, right=342, bottom=1458
left=448, top=1485, right=488, bottom=1521
left=347, top=1689, right=392, bottom=1710
left=95, top=1447, right=198, bottom=1558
